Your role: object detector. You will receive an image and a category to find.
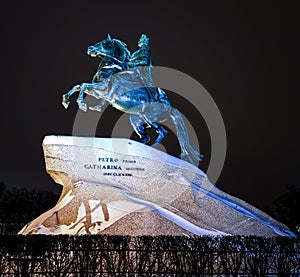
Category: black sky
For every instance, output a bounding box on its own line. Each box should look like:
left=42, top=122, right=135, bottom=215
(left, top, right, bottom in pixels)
left=0, top=1, right=299, bottom=208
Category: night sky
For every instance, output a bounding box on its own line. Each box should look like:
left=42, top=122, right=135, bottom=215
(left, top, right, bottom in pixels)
left=0, top=1, right=298, bottom=208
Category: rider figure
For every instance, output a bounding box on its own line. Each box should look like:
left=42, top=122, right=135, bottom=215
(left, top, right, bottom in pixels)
left=129, top=34, right=152, bottom=67
left=128, top=34, right=157, bottom=100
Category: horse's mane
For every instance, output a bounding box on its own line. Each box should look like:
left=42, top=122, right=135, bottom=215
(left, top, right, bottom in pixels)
left=113, top=39, right=131, bottom=63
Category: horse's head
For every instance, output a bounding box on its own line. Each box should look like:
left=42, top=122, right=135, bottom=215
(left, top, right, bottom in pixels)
left=87, top=34, right=130, bottom=64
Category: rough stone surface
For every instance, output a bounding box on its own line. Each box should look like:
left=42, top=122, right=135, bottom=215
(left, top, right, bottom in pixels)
left=19, top=136, right=294, bottom=237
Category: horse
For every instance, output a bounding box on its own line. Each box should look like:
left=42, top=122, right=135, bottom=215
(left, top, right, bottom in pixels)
left=62, top=34, right=130, bottom=112
left=62, top=35, right=203, bottom=165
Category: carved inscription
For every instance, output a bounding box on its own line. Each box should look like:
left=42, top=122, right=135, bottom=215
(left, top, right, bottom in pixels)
left=84, top=157, right=145, bottom=177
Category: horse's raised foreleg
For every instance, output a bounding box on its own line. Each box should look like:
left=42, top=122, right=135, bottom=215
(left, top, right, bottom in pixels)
left=62, top=82, right=99, bottom=111
left=76, top=82, right=107, bottom=112
left=76, top=83, right=95, bottom=112
left=62, top=84, right=81, bottom=109
left=78, top=81, right=110, bottom=112
left=130, top=115, right=151, bottom=143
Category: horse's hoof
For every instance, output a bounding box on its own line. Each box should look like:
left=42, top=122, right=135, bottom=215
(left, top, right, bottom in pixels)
left=140, top=135, right=151, bottom=144
left=179, top=152, right=187, bottom=159
left=62, top=100, right=70, bottom=109
left=62, top=95, right=70, bottom=109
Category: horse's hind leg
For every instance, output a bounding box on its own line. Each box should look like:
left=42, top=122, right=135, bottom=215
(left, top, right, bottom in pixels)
left=62, top=84, right=81, bottom=109
left=141, top=114, right=168, bottom=145
left=129, top=115, right=150, bottom=143
left=156, top=124, right=168, bottom=144
left=146, top=121, right=168, bottom=145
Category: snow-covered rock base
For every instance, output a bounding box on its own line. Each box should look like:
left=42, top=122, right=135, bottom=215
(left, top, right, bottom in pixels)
left=19, top=136, right=295, bottom=237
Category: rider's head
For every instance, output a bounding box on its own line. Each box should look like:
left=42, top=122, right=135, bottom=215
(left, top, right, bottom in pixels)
left=138, top=34, right=149, bottom=48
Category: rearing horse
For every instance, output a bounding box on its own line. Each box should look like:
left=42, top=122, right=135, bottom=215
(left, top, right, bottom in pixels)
left=62, top=34, right=130, bottom=112
left=62, top=35, right=203, bottom=165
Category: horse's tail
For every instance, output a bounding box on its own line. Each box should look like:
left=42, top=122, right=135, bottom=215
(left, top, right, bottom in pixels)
left=170, top=107, right=204, bottom=165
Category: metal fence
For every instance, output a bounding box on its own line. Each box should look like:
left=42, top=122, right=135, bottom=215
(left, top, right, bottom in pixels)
left=0, top=235, right=299, bottom=276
